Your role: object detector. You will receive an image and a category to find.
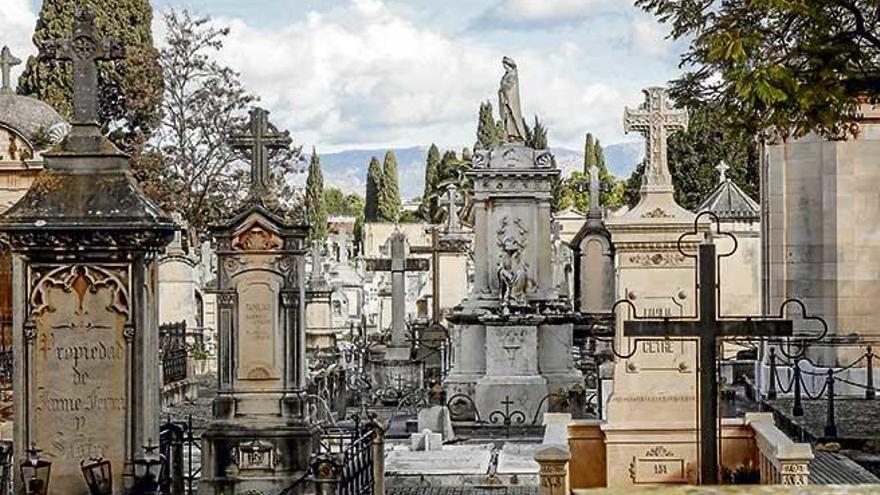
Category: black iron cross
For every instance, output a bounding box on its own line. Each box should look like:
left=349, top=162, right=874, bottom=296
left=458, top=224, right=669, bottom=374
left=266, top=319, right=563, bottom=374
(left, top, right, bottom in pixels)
left=43, top=9, right=123, bottom=124
left=624, top=242, right=793, bottom=484
left=0, top=46, right=21, bottom=92
left=230, top=107, right=291, bottom=197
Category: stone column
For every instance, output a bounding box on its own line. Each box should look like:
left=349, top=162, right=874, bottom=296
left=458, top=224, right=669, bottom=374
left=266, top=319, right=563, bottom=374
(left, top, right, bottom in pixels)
left=534, top=445, right=570, bottom=495
left=386, top=231, right=410, bottom=360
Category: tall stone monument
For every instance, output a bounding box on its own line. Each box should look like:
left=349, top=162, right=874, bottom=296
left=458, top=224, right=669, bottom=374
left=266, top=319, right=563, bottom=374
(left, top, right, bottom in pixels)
left=603, top=87, right=708, bottom=486
left=200, top=108, right=314, bottom=494
left=306, top=241, right=334, bottom=350
left=571, top=166, right=615, bottom=314
left=0, top=10, right=175, bottom=494
left=445, top=58, right=580, bottom=416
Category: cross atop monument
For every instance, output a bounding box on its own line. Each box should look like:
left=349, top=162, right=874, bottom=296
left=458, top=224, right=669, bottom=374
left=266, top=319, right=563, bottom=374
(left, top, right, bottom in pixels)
left=624, top=87, right=688, bottom=191
left=588, top=165, right=602, bottom=218
left=230, top=107, right=291, bottom=198
left=623, top=239, right=794, bottom=484
left=444, top=185, right=462, bottom=232
left=0, top=46, right=21, bottom=93
left=716, top=161, right=730, bottom=183
left=43, top=8, right=123, bottom=125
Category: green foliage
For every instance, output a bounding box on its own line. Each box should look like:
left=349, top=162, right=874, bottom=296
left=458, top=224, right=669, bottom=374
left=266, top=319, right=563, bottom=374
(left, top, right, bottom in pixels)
left=364, top=156, right=382, bottom=222
left=398, top=210, right=423, bottom=223
left=18, top=0, right=163, bottom=158
left=377, top=151, right=401, bottom=222
left=558, top=132, right=622, bottom=213
left=352, top=213, right=364, bottom=255
left=476, top=101, right=503, bottom=148
left=623, top=161, right=645, bottom=208
left=583, top=133, right=597, bottom=171
left=525, top=116, right=548, bottom=150
left=306, top=149, right=328, bottom=241
left=324, top=188, right=364, bottom=217
left=419, top=144, right=442, bottom=222
left=637, top=0, right=880, bottom=140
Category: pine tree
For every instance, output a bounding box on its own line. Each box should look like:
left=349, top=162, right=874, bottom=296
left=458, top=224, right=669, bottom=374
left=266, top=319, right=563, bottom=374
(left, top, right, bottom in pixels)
left=305, top=147, right=328, bottom=241
left=420, top=144, right=442, bottom=222
left=18, top=0, right=163, bottom=158
left=378, top=151, right=401, bottom=222
left=364, top=156, right=382, bottom=222
left=476, top=101, right=498, bottom=148
left=583, top=133, right=597, bottom=172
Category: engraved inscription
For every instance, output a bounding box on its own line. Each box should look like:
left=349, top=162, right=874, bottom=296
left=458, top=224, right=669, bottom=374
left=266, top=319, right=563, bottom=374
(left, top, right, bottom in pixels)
left=30, top=264, right=129, bottom=495
left=236, top=275, right=279, bottom=380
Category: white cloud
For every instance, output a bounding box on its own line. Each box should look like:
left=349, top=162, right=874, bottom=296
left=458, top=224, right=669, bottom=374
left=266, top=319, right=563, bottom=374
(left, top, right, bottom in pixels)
left=475, top=0, right=629, bottom=29
left=629, top=16, right=670, bottom=57
left=0, top=0, right=38, bottom=87
left=186, top=0, right=630, bottom=153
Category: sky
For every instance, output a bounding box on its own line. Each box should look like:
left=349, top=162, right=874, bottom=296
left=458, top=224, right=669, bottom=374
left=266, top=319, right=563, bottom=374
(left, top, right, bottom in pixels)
left=7, top=0, right=687, bottom=153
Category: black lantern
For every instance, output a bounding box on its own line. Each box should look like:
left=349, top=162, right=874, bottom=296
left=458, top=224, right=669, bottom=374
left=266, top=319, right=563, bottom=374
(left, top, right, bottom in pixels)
left=20, top=445, right=51, bottom=495
left=81, top=457, right=112, bottom=495
left=124, top=441, right=164, bottom=495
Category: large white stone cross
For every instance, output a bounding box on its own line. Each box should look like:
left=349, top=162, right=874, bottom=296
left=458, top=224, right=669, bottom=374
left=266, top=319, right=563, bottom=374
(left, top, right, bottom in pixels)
left=716, top=160, right=730, bottom=183
left=624, top=87, right=688, bottom=192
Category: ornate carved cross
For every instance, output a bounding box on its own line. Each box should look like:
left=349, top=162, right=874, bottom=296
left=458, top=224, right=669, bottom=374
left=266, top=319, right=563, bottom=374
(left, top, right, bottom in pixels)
left=0, top=46, right=21, bottom=93
left=230, top=107, right=291, bottom=197
left=624, top=87, right=688, bottom=190
left=42, top=9, right=123, bottom=124
left=623, top=242, right=793, bottom=484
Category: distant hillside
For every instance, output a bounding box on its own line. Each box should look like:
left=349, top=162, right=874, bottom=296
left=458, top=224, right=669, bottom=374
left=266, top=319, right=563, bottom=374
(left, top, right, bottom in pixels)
left=316, top=142, right=644, bottom=199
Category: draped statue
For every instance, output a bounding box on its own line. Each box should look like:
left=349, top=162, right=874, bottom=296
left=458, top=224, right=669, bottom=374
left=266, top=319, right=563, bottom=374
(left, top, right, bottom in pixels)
left=498, top=56, right=526, bottom=143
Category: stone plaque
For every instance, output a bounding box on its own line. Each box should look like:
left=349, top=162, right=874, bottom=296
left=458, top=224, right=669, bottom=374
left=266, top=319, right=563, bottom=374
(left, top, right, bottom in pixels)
left=30, top=264, right=129, bottom=495
left=237, top=274, right=279, bottom=380
left=630, top=446, right=686, bottom=484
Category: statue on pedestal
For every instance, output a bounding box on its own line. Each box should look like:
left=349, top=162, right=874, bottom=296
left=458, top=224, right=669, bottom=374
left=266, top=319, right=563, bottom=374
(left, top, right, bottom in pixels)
left=498, top=56, right=526, bottom=144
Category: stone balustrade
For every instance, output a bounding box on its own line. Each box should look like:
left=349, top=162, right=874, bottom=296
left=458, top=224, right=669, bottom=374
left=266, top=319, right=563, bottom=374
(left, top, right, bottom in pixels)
left=746, top=413, right=813, bottom=485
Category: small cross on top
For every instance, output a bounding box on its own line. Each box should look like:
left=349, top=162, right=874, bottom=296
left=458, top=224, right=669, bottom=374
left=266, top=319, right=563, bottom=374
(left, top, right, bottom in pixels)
left=230, top=107, right=291, bottom=198
left=42, top=8, right=123, bottom=124
left=623, top=87, right=688, bottom=190
left=716, top=161, right=730, bottom=183
left=0, top=46, right=21, bottom=93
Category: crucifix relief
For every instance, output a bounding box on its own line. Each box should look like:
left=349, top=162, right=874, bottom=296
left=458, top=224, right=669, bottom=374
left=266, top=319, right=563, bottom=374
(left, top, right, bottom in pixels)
left=42, top=9, right=123, bottom=124
left=230, top=107, right=292, bottom=198
left=0, top=46, right=21, bottom=93
left=624, top=87, right=688, bottom=191
left=623, top=240, right=793, bottom=484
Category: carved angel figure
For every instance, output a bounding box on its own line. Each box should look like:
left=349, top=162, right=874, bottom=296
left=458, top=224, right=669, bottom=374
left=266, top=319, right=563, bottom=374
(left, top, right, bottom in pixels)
left=497, top=235, right=528, bottom=308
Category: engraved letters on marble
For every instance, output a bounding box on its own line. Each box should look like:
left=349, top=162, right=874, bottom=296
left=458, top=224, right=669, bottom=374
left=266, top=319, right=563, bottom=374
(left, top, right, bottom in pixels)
left=29, top=264, right=130, bottom=492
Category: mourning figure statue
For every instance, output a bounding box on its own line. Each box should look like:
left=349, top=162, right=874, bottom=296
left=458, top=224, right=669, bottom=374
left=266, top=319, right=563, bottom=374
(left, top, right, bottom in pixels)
left=497, top=233, right=529, bottom=312
left=498, top=56, right=527, bottom=143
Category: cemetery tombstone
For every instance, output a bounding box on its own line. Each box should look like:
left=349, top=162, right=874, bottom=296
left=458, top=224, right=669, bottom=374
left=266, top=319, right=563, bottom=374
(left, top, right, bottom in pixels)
left=200, top=107, right=314, bottom=494
left=0, top=10, right=175, bottom=494
left=445, top=58, right=580, bottom=417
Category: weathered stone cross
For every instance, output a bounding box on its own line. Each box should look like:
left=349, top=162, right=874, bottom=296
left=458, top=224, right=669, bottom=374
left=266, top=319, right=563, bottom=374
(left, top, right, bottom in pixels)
left=0, top=46, right=21, bottom=93
left=230, top=107, right=291, bottom=197
left=365, top=230, right=429, bottom=358
left=444, top=185, right=462, bottom=232
left=623, top=241, right=793, bottom=484
left=43, top=9, right=123, bottom=124
left=624, top=87, right=688, bottom=190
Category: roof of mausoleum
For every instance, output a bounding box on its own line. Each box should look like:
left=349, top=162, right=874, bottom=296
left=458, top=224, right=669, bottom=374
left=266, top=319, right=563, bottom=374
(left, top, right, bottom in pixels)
left=697, top=177, right=759, bottom=221
left=0, top=91, right=67, bottom=147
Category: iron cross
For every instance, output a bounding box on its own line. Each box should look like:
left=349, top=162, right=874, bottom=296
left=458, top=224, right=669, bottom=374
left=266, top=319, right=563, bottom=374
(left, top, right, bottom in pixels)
left=230, top=107, right=292, bottom=197
left=42, top=9, right=123, bottom=124
left=623, top=242, right=793, bottom=484
left=623, top=87, right=688, bottom=189
left=0, top=46, right=21, bottom=93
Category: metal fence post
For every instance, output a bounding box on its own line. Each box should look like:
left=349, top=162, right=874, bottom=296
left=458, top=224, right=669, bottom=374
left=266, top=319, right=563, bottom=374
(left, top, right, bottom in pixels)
left=792, top=359, right=803, bottom=417
left=767, top=348, right=778, bottom=400
left=825, top=369, right=837, bottom=438
left=312, top=455, right=342, bottom=495
left=867, top=346, right=875, bottom=400
left=372, top=424, right=385, bottom=495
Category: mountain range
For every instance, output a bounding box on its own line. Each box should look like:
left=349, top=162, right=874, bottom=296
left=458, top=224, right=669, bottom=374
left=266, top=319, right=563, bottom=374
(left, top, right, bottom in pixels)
left=315, top=142, right=644, bottom=199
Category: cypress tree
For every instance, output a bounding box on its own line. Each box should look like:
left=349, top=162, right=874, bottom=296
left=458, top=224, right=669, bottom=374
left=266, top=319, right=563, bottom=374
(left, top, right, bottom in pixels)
left=364, top=156, right=382, bottom=222
left=583, top=133, right=597, bottom=172
left=305, top=147, right=328, bottom=241
left=476, top=101, right=498, bottom=148
left=18, top=0, right=163, bottom=157
left=595, top=139, right=606, bottom=171
left=531, top=116, right=548, bottom=150
left=439, top=150, right=459, bottom=184
left=421, top=144, right=441, bottom=222
left=378, top=151, right=401, bottom=222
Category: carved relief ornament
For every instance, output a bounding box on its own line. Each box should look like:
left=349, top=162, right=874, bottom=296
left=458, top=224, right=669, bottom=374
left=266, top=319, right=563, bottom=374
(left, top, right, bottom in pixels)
left=29, top=264, right=130, bottom=318
left=233, top=223, right=283, bottom=252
